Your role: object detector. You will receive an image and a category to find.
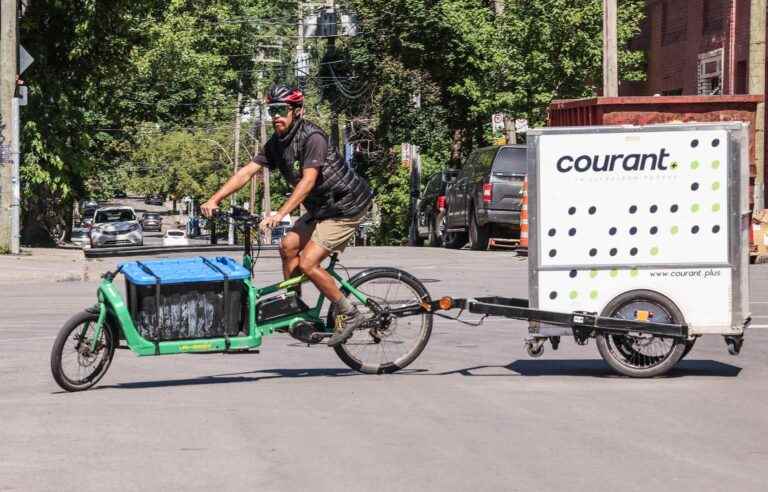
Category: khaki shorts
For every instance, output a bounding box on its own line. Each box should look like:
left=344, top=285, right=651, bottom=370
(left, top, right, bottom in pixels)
left=292, top=207, right=369, bottom=253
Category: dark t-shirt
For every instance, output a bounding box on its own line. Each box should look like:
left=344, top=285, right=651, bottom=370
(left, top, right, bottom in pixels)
left=252, top=133, right=327, bottom=177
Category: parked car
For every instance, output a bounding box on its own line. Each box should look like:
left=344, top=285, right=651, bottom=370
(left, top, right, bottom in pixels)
left=89, top=207, right=143, bottom=248
left=264, top=213, right=294, bottom=245
left=140, top=212, right=163, bottom=232
left=413, top=169, right=458, bottom=247
left=70, top=227, right=90, bottom=248
left=270, top=225, right=291, bottom=245
left=145, top=194, right=165, bottom=206
left=80, top=207, right=97, bottom=228
left=444, top=145, right=527, bottom=250
left=79, top=200, right=99, bottom=228
left=162, top=229, right=189, bottom=247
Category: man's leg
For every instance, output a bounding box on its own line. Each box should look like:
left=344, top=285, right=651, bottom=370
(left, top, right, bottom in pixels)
left=297, top=240, right=342, bottom=301
left=279, top=230, right=307, bottom=281
left=280, top=227, right=312, bottom=296
left=298, top=241, right=365, bottom=347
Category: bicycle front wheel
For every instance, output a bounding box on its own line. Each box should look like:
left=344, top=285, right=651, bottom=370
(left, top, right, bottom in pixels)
left=328, top=269, right=433, bottom=374
left=50, top=310, right=116, bottom=392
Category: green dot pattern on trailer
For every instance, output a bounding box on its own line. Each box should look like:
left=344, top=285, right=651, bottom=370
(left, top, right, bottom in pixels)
left=630, top=268, right=639, bottom=277
left=712, top=181, right=720, bottom=191
left=590, top=270, right=598, bottom=278
left=650, top=246, right=659, bottom=256
left=712, top=160, right=720, bottom=169
left=569, top=290, right=578, bottom=300
left=610, top=269, right=618, bottom=278
left=590, top=290, right=598, bottom=300
left=671, top=225, right=679, bottom=235
left=712, top=203, right=721, bottom=212
left=691, top=160, right=700, bottom=170
left=691, top=203, right=700, bottom=213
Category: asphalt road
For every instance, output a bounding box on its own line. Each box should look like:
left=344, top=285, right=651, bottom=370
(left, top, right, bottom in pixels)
left=1, top=247, right=768, bottom=491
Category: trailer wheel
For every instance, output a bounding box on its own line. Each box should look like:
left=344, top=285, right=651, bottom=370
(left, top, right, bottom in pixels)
left=596, top=290, right=687, bottom=378
left=526, top=340, right=545, bottom=357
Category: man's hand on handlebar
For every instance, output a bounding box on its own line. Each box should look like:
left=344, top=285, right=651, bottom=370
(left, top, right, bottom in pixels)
left=260, top=213, right=284, bottom=231
left=200, top=199, right=220, bottom=218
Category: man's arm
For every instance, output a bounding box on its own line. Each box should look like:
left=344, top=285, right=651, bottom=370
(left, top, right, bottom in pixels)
left=201, top=161, right=263, bottom=217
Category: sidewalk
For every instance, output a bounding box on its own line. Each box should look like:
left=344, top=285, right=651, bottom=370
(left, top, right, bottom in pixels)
left=0, top=248, right=87, bottom=284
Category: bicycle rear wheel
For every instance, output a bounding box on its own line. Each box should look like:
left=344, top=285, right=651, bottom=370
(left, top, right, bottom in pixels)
left=328, top=269, right=432, bottom=374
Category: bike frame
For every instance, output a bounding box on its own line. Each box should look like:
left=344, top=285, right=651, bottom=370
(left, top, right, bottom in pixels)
left=89, top=252, right=371, bottom=356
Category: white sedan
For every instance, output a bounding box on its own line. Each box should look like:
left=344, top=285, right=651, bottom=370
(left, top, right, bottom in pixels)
left=162, top=229, right=189, bottom=247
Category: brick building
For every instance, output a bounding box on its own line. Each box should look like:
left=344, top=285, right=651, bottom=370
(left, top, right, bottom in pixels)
left=622, top=0, right=753, bottom=96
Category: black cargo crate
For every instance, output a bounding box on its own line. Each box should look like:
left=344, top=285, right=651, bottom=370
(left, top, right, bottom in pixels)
left=120, top=257, right=250, bottom=341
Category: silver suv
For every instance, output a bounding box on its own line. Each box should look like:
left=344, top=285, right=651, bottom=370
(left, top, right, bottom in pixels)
left=89, top=207, right=143, bottom=248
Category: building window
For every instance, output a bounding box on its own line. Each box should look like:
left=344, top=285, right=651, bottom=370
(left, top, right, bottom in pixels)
left=662, top=88, right=684, bottom=96
left=698, top=49, right=723, bottom=95
left=703, top=0, right=725, bottom=34
left=662, top=1, right=687, bottom=46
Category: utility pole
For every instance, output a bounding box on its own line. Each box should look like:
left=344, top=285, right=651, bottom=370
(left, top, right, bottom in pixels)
left=503, top=117, right=516, bottom=145
left=326, top=1, right=341, bottom=148
left=249, top=97, right=258, bottom=214
left=297, top=0, right=304, bottom=85
left=261, top=97, right=271, bottom=229
left=228, top=86, right=243, bottom=245
left=602, top=0, right=618, bottom=97
left=1, top=0, right=18, bottom=253
left=749, top=0, right=766, bottom=208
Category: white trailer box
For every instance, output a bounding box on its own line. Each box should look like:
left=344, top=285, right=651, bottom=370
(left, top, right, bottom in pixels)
left=526, top=123, right=750, bottom=336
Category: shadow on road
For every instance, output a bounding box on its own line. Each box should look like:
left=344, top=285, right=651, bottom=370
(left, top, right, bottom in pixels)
left=446, top=359, right=743, bottom=378
left=81, top=358, right=741, bottom=392
left=94, top=366, right=424, bottom=390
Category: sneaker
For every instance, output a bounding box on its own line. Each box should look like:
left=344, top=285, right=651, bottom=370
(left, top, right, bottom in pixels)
left=327, top=309, right=365, bottom=347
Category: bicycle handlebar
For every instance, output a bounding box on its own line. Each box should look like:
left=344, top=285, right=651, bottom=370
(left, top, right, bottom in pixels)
left=212, top=206, right=261, bottom=225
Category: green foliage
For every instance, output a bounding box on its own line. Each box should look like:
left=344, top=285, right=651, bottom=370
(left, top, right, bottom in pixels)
left=18, top=0, right=645, bottom=245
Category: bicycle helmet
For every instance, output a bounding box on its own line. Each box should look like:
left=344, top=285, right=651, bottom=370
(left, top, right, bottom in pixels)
left=267, top=85, right=304, bottom=107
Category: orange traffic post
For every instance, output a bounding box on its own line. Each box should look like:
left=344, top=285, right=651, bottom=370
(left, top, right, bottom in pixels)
left=519, top=176, right=529, bottom=253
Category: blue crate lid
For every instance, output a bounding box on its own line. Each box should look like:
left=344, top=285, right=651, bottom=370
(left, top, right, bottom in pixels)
left=120, top=256, right=250, bottom=286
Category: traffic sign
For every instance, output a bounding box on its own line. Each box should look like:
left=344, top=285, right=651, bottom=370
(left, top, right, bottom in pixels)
left=19, top=45, right=34, bottom=75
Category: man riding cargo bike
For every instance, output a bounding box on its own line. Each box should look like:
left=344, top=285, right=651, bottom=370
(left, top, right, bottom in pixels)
left=202, top=85, right=373, bottom=347
left=48, top=85, right=445, bottom=392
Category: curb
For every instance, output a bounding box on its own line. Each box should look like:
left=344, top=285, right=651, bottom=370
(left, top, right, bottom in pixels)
left=84, top=244, right=278, bottom=258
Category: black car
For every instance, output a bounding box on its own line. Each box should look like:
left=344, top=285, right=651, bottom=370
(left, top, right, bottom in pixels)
left=444, top=145, right=526, bottom=250
left=140, top=212, right=163, bottom=232
left=413, top=170, right=457, bottom=246
left=145, top=194, right=165, bottom=206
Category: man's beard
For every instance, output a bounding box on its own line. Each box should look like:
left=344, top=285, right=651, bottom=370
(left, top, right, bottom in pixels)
left=273, top=120, right=288, bottom=135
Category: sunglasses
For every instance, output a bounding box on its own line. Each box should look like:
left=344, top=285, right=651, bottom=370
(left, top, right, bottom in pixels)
left=268, top=104, right=291, bottom=118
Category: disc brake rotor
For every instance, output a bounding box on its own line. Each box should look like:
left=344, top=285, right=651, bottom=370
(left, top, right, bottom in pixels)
left=75, top=334, right=100, bottom=367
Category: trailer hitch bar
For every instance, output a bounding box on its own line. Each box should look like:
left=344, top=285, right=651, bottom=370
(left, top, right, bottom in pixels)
left=396, top=296, right=688, bottom=339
